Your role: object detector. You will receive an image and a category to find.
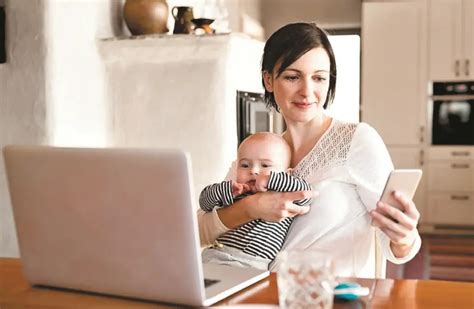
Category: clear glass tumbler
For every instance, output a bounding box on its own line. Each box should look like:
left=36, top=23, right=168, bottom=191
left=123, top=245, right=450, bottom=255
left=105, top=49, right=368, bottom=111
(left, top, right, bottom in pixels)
left=277, top=250, right=335, bottom=309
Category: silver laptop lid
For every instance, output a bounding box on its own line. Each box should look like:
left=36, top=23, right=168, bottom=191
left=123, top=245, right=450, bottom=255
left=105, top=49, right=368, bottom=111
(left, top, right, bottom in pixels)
left=3, top=146, right=206, bottom=305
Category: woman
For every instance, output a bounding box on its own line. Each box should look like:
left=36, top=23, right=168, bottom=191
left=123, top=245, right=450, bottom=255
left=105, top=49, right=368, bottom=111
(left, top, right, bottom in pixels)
left=198, top=22, right=421, bottom=278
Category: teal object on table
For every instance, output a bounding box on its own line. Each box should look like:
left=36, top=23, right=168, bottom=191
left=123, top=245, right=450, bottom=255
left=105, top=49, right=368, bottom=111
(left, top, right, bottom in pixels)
left=334, top=282, right=370, bottom=301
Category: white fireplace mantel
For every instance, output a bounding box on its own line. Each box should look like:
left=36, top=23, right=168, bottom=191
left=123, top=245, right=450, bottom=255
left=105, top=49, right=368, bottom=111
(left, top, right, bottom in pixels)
left=100, top=33, right=252, bottom=63
left=98, top=33, right=264, bottom=197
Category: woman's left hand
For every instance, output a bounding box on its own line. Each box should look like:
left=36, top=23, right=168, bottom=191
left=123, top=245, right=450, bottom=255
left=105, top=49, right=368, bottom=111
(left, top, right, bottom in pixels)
left=369, top=191, right=420, bottom=258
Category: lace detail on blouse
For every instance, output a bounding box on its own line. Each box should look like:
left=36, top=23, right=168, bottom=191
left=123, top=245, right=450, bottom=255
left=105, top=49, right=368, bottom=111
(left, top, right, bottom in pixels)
left=293, top=120, right=358, bottom=179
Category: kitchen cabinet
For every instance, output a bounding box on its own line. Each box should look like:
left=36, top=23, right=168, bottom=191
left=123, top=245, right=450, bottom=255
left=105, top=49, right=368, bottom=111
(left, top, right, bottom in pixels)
left=428, top=162, right=473, bottom=191
left=362, top=0, right=428, bottom=220
left=362, top=0, right=474, bottom=229
left=428, top=0, right=474, bottom=80
left=428, top=193, right=474, bottom=225
left=361, top=0, right=427, bottom=146
left=426, top=147, right=474, bottom=225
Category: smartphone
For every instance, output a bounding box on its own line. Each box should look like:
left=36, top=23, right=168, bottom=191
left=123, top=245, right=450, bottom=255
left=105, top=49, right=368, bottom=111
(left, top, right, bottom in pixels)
left=380, top=169, right=422, bottom=210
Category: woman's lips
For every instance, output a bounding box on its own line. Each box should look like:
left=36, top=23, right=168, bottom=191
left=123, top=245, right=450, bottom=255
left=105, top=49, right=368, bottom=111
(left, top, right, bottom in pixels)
left=293, top=102, right=315, bottom=109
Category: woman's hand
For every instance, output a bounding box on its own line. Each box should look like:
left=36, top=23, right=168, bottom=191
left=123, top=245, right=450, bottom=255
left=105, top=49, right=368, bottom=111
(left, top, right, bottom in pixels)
left=247, top=190, right=315, bottom=222
left=370, top=191, right=420, bottom=258
left=218, top=190, right=316, bottom=229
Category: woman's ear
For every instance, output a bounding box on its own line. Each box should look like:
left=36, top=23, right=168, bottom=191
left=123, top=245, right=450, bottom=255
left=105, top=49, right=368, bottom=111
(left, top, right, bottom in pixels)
left=263, top=71, right=273, bottom=92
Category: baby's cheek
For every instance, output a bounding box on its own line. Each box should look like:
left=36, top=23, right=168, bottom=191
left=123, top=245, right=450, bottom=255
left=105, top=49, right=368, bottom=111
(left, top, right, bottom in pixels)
left=235, top=170, right=247, bottom=183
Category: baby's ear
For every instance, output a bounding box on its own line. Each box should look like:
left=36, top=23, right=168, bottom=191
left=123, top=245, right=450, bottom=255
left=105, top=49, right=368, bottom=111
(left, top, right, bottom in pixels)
left=286, top=168, right=294, bottom=175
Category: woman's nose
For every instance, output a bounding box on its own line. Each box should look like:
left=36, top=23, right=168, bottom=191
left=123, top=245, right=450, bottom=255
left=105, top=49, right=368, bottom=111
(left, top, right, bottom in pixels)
left=300, top=78, right=315, bottom=98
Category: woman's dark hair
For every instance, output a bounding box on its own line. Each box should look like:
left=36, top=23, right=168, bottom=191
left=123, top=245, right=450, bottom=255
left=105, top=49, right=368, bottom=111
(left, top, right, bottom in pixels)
left=261, top=22, right=337, bottom=110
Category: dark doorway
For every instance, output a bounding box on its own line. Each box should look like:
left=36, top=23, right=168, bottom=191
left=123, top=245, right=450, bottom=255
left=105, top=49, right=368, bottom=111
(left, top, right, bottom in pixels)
left=0, top=6, right=5, bottom=63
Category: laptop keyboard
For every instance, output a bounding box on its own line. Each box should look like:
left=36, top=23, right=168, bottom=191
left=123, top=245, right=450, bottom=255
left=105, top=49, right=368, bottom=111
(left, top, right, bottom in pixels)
left=204, top=278, right=220, bottom=288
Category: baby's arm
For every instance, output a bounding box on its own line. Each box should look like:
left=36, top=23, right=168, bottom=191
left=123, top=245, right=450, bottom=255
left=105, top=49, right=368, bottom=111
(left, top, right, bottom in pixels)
left=199, top=181, right=251, bottom=212
left=199, top=181, right=234, bottom=212
left=265, top=171, right=313, bottom=206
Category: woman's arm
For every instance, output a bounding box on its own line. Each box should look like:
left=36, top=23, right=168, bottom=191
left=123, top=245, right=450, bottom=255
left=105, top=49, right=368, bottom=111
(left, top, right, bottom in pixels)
left=197, top=208, right=230, bottom=246
left=197, top=190, right=313, bottom=246
left=220, top=190, right=313, bottom=228
left=348, top=123, right=421, bottom=262
left=198, top=161, right=239, bottom=245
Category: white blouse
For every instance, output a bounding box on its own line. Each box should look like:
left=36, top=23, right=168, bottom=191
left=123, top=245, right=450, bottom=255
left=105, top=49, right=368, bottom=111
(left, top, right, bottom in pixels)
left=197, top=119, right=421, bottom=278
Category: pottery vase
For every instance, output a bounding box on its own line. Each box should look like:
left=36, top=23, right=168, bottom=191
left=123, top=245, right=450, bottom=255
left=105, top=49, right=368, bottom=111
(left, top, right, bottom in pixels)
left=171, top=6, right=194, bottom=34
left=123, top=0, right=169, bottom=35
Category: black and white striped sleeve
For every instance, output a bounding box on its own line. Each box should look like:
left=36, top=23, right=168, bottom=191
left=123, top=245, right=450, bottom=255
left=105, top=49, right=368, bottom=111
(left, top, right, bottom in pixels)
left=267, top=171, right=312, bottom=206
left=199, top=181, right=234, bottom=212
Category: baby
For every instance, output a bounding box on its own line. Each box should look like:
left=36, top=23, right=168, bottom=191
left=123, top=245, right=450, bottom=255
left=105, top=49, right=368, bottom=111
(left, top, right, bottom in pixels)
left=199, top=132, right=312, bottom=270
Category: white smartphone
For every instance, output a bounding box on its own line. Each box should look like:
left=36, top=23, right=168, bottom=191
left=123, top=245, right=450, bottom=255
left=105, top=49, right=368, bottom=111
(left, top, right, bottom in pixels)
left=380, top=169, right=422, bottom=210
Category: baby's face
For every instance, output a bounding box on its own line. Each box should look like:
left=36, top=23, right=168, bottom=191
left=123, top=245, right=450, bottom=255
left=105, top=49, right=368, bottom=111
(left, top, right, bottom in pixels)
left=236, top=138, right=290, bottom=186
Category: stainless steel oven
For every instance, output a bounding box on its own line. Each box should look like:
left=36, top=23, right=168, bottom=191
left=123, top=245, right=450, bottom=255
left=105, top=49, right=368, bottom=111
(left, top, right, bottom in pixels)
left=430, top=81, right=474, bottom=145
left=236, top=90, right=284, bottom=145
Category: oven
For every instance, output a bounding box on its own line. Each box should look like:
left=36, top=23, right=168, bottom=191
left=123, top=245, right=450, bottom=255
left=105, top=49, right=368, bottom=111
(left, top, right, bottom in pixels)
left=236, top=90, right=284, bottom=145
left=430, top=81, right=474, bottom=145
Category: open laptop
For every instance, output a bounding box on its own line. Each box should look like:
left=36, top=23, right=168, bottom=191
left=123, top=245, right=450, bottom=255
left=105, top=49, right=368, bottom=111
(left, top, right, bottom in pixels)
left=3, top=145, right=269, bottom=306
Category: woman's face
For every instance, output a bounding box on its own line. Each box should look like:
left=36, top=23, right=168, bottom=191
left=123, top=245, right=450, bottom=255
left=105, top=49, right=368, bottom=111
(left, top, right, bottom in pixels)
left=264, top=47, right=331, bottom=124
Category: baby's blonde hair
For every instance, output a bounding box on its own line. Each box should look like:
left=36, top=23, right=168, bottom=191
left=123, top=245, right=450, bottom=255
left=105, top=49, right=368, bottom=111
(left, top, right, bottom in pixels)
left=238, top=132, right=292, bottom=167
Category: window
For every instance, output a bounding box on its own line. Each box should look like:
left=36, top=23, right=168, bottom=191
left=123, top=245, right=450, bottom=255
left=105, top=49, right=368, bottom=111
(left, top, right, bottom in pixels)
left=326, top=30, right=360, bottom=123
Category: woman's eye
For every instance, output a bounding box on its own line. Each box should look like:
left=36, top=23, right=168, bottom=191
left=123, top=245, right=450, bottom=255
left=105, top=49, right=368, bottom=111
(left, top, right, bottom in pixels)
left=314, top=76, right=327, bottom=82
left=284, top=75, right=299, bottom=81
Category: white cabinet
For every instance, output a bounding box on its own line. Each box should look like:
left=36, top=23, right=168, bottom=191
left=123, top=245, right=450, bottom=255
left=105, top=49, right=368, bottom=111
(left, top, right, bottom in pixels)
left=428, top=162, right=473, bottom=191
left=428, top=193, right=474, bottom=225
left=426, top=147, right=474, bottom=225
left=362, top=1, right=428, bottom=220
left=362, top=1, right=474, bottom=228
left=429, top=0, right=474, bottom=80
left=362, top=1, right=426, bottom=146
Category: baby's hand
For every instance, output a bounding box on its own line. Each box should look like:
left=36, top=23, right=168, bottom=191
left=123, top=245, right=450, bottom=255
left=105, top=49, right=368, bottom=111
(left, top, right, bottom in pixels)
left=232, top=182, right=250, bottom=197
left=255, top=174, right=270, bottom=192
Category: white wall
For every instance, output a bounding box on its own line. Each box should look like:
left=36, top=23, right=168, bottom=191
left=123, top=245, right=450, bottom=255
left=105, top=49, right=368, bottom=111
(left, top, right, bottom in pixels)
left=261, top=0, right=361, bottom=37
left=46, top=0, right=123, bottom=147
left=0, top=0, right=49, bottom=257
left=0, top=0, right=122, bottom=257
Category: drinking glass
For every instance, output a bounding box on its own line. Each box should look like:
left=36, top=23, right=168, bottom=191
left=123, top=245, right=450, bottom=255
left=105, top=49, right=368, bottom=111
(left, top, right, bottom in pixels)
left=277, top=250, right=335, bottom=309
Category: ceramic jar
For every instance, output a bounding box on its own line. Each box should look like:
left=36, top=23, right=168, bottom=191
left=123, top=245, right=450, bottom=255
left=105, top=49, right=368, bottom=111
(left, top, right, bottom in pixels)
left=123, top=0, right=169, bottom=35
left=171, top=6, right=194, bottom=34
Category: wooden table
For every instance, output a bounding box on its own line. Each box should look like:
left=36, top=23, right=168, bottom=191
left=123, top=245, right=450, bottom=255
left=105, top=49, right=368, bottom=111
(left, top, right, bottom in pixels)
left=1, top=258, right=473, bottom=308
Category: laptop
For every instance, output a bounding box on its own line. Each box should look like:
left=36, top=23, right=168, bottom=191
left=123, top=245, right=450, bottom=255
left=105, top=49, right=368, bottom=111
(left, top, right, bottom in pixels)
left=3, top=145, right=269, bottom=306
